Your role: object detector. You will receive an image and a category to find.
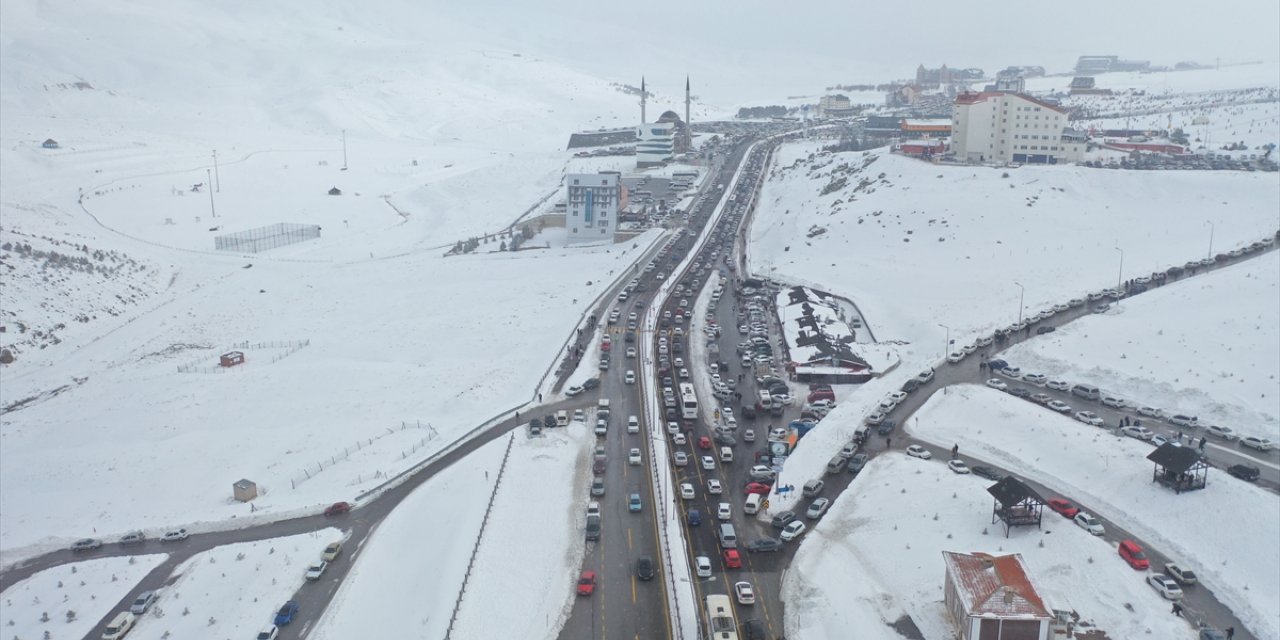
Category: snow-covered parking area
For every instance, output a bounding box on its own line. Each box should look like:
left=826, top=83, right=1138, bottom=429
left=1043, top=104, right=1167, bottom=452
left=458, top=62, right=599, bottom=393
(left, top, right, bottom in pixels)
left=909, top=385, right=1279, bottom=640
left=785, top=452, right=1202, bottom=640
left=0, top=554, right=167, bottom=640
left=1003, top=250, right=1280, bottom=440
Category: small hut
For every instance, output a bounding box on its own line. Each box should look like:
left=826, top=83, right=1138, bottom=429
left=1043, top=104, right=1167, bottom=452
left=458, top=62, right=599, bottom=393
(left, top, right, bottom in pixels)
left=220, top=351, right=246, bottom=367
left=42, top=138, right=59, bottom=149
left=328, top=186, right=342, bottom=196
left=233, top=478, right=258, bottom=502
left=988, top=476, right=1045, bottom=537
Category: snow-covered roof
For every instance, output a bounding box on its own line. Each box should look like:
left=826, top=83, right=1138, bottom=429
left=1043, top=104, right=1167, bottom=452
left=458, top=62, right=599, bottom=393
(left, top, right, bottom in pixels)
left=774, top=287, right=864, bottom=367
left=902, top=118, right=952, bottom=128
left=942, top=551, right=1052, bottom=619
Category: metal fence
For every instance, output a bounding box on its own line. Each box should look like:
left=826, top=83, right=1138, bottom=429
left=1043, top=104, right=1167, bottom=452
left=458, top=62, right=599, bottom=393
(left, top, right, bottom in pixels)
left=214, top=223, right=321, bottom=253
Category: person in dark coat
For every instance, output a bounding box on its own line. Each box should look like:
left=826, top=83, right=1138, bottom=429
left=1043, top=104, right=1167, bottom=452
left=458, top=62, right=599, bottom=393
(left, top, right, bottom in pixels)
left=1171, top=602, right=1183, bottom=617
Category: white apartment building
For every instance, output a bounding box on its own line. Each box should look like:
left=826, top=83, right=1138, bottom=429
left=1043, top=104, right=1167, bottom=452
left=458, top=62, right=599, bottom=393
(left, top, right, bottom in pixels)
left=951, top=92, right=1084, bottom=164
left=636, top=122, right=675, bottom=167
left=566, top=173, right=618, bottom=243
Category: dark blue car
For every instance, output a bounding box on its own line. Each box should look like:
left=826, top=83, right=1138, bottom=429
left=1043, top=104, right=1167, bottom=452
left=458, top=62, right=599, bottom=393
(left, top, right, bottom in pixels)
left=275, top=600, right=299, bottom=626
left=687, top=508, right=702, bottom=526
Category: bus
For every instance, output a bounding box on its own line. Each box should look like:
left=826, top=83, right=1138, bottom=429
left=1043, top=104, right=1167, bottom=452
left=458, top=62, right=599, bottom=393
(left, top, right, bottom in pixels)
left=679, top=382, right=699, bottom=420
left=704, top=594, right=738, bottom=640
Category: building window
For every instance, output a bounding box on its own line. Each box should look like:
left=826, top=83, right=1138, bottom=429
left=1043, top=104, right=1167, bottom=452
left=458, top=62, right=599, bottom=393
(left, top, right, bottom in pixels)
left=571, top=227, right=578, bottom=233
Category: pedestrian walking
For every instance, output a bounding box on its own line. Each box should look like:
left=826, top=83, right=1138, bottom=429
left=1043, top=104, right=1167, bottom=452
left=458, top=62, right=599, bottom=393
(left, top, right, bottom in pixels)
left=1171, top=602, right=1183, bottom=617
left=979, top=361, right=987, bottom=372
left=1199, top=437, right=1207, bottom=451
left=885, top=437, right=892, bottom=448
left=951, top=444, right=959, bottom=458
left=515, top=411, right=520, bottom=422
left=485, top=471, right=489, bottom=481
left=1226, top=626, right=1234, bottom=639
left=538, top=393, right=543, bottom=403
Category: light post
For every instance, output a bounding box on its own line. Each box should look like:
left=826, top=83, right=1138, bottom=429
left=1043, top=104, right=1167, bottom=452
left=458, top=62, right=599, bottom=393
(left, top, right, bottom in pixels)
left=1014, top=281, right=1025, bottom=324
left=206, top=168, right=216, bottom=218
left=1113, top=246, right=1124, bottom=291
left=938, top=323, right=950, bottom=358
left=1205, top=220, right=1215, bottom=260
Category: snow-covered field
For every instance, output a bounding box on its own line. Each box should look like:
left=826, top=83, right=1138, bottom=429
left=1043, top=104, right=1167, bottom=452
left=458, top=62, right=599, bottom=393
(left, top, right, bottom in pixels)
left=786, top=451, right=1202, bottom=640
left=1003, top=250, right=1280, bottom=439
left=0, top=554, right=167, bottom=640
left=312, top=421, right=591, bottom=639
left=125, top=529, right=339, bottom=640
left=908, top=385, right=1280, bottom=640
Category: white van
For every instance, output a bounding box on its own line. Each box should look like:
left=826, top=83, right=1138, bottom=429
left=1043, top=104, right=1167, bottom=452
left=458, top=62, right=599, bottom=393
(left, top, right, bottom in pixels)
left=102, top=612, right=136, bottom=640
left=597, top=398, right=611, bottom=412
left=718, top=523, right=737, bottom=549
left=825, top=455, right=846, bottom=475
left=555, top=410, right=569, bottom=427
left=1071, top=384, right=1101, bottom=401
left=719, top=446, right=734, bottom=463
left=744, top=493, right=763, bottom=515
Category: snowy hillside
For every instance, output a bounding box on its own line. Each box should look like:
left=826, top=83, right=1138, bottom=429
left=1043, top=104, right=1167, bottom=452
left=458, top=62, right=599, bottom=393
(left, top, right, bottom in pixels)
left=749, top=144, right=1280, bottom=353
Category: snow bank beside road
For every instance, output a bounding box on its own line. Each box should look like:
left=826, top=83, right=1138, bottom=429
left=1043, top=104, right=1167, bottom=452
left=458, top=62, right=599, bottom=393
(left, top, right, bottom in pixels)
left=0, top=554, right=167, bottom=640
left=786, top=452, right=1200, bottom=640
left=910, top=385, right=1280, bottom=640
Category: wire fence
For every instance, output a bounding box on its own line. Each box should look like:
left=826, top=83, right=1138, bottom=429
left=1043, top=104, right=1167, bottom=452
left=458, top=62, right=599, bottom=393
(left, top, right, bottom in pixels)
left=175, top=339, right=310, bottom=373
left=446, top=433, right=515, bottom=639
left=214, top=223, right=321, bottom=253
left=287, top=421, right=438, bottom=490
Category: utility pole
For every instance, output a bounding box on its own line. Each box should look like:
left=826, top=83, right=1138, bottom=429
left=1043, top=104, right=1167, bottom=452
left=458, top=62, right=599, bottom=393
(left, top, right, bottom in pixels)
left=1205, top=220, right=1215, bottom=260
left=1014, top=281, right=1025, bottom=324
left=206, top=168, right=217, bottom=218
left=212, top=149, right=221, bottom=192
left=341, top=130, right=348, bottom=171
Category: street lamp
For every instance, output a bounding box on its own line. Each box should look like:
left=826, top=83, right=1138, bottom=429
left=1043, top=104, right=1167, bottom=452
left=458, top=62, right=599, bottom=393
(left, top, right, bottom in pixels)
left=938, top=323, right=950, bottom=358
left=1205, top=220, right=1215, bottom=260
left=1014, top=281, right=1025, bottom=324
left=1113, top=246, right=1124, bottom=291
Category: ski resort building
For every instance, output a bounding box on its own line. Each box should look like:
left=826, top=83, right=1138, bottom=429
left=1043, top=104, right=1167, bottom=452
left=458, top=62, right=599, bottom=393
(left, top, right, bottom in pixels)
left=951, top=91, right=1084, bottom=165
left=566, top=173, right=619, bottom=243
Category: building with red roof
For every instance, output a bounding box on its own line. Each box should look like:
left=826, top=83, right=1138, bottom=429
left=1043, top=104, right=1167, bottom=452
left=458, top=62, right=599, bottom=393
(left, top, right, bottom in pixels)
left=942, top=551, right=1054, bottom=640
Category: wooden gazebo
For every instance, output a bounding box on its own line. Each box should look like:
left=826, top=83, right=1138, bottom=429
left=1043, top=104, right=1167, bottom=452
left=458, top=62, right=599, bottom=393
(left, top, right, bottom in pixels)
left=1147, top=444, right=1208, bottom=494
left=988, top=476, right=1045, bottom=538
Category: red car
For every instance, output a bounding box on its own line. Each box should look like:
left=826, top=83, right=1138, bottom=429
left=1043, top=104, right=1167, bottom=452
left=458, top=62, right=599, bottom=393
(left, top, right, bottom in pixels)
left=324, top=502, right=351, bottom=516
left=576, top=570, right=597, bottom=595
left=723, top=549, right=742, bottom=569
left=698, top=436, right=712, bottom=450
left=745, top=482, right=772, bottom=496
left=1047, top=499, right=1079, bottom=519
left=1118, top=540, right=1150, bottom=570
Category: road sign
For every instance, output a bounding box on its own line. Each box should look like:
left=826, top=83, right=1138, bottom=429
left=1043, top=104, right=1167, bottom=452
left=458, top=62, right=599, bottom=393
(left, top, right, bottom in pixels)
left=761, top=499, right=769, bottom=510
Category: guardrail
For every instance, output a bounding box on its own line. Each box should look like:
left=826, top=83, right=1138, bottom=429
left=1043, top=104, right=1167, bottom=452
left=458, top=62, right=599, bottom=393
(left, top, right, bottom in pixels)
left=445, top=433, right=516, bottom=639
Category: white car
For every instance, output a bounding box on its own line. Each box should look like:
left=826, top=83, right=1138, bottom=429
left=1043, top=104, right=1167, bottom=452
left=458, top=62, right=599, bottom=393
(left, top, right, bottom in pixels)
left=733, top=581, right=757, bottom=605
left=917, top=369, right=935, bottom=383
left=1206, top=425, right=1237, bottom=440
left=1241, top=436, right=1274, bottom=451
left=1022, top=373, right=1047, bottom=385
left=680, top=482, right=695, bottom=499
left=1147, top=574, right=1184, bottom=600
left=743, top=429, right=756, bottom=443
left=626, top=347, right=637, bottom=358
left=1137, top=406, right=1165, bottom=419
left=673, top=432, right=686, bottom=445
left=624, top=370, right=636, bottom=384
left=1100, top=394, right=1125, bottom=409
left=996, top=366, right=1022, bottom=379
left=1165, top=563, right=1198, bottom=586
left=887, top=391, right=908, bottom=404
left=674, top=357, right=685, bottom=368
left=679, top=368, right=690, bottom=379
left=667, top=421, right=680, bottom=435
left=695, top=556, right=713, bottom=578
left=780, top=520, right=807, bottom=542
left=906, top=445, right=932, bottom=460
left=565, top=385, right=584, bottom=397
left=674, top=451, right=688, bottom=466
left=947, top=351, right=965, bottom=363
left=629, top=448, right=643, bottom=465
left=627, top=416, right=640, bottom=434
left=707, top=479, right=723, bottom=494
left=1074, top=512, right=1105, bottom=535
left=1168, top=414, right=1199, bottom=427
left=161, top=528, right=189, bottom=542
left=305, top=561, right=328, bottom=581
left=947, top=459, right=970, bottom=474
left=717, top=502, right=732, bottom=520
left=864, top=412, right=886, bottom=426
left=748, top=465, right=775, bottom=481
left=1047, top=400, right=1072, bottom=413
left=1120, top=426, right=1154, bottom=441
left=878, top=397, right=898, bottom=411
left=701, top=456, right=716, bottom=470
left=984, top=378, right=1008, bottom=391
left=1029, top=393, right=1052, bottom=404
left=1074, top=411, right=1104, bottom=426
left=805, top=497, right=831, bottom=519
left=1046, top=379, right=1071, bottom=391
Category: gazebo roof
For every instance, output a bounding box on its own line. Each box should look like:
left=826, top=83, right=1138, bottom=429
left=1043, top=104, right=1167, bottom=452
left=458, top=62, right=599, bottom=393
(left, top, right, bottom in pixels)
left=1147, top=444, right=1206, bottom=474
left=987, top=476, right=1045, bottom=506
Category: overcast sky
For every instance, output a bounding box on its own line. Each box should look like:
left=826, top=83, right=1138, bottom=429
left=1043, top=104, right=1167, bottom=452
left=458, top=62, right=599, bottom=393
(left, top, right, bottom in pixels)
left=435, top=0, right=1280, bottom=103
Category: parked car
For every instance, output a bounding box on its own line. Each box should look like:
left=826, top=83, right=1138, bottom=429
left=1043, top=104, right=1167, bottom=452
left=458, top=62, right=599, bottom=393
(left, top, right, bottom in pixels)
left=161, top=529, right=189, bottom=543
left=1074, top=411, right=1104, bottom=426
left=1048, top=499, right=1080, bottom=519
left=805, top=497, right=831, bottom=519
left=274, top=600, right=300, bottom=625
left=72, top=538, right=103, bottom=552
left=1206, top=425, right=1237, bottom=440
left=905, top=445, right=931, bottom=459
left=130, top=590, right=158, bottom=615
left=322, top=541, right=343, bottom=561
left=971, top=466, right=1003, bottom=481
left=947, top=460, right=970, bottom=474
left=984, top=378, right=1008, bottom=391
left=119, top=531, right=146, bottom=546
left=1227, top=464, right=1261, bottom=481
left=1074, top=512, right=1105, bottom=535
left=1165, top=563, right=1198, bottom=586
left=1241, top=436, right=1274, bottom=451
left=745, top=482, right=772, bottom=495
left=1118, top=540, right=1150, bottom=570
left=1147, top=574, right=1184, bottom=600
left=846, top=453, right=869, bottom=474
left=565, top=385, right=584, bottom=396
left=1047, top=400, right=1071, bottom=413
left=734, top=581, right=757, bottom=605
left=1046, top=379, right=1071, bottom=391
left=324, top=502, right=352, bottom=516
left=255, top=626, right=279, bottom=640
left=770, top=511, right=797, bottom=528
left=695, top=556, right=713, bottom=578
left=1168, top=414, right=1199, bottom=427
left=1022, top=373, right=1047, bottom=385
left=1120, top=425, right=1154, bottom=441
